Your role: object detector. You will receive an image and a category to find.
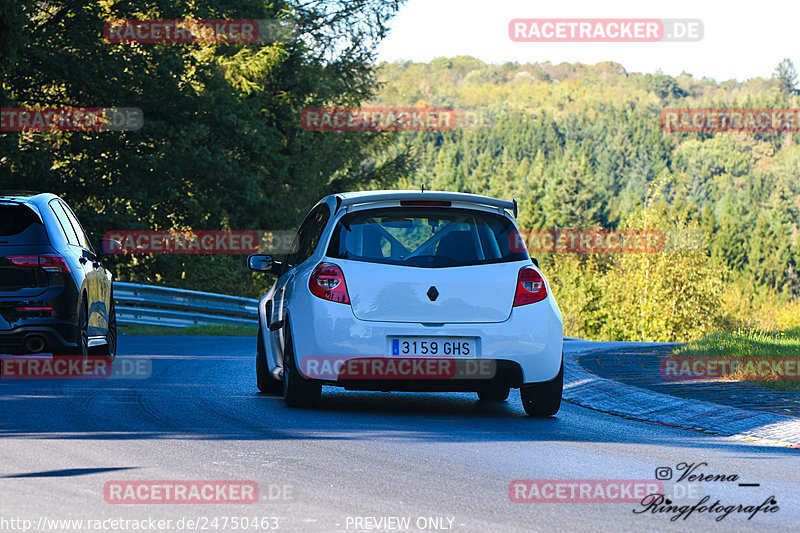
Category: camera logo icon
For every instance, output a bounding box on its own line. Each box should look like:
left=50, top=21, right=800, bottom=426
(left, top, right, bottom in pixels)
left=655, top=467, right=673, bottom=480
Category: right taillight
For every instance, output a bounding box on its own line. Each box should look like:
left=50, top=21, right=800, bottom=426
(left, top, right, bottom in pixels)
left=309, top=262, right=350, bottom=304
left=38, top=254, right=70, bottom=272
left=513, top=266, right=547, bottom=306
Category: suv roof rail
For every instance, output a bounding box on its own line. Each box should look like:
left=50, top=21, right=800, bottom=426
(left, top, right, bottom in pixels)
left=0, top=190, right=42, bottom=198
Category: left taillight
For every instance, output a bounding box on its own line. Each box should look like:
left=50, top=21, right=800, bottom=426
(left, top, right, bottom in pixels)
left=513, top=266, right=547, bottom=306
left=7, top=254, right=70, bottom=272
left=6, top=255, right=39, bottom=267
left=309, top=262, right=350, bottom=304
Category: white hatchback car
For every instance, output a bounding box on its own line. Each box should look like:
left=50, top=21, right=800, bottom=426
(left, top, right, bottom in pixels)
left=248, top=191, right=564, bottom=416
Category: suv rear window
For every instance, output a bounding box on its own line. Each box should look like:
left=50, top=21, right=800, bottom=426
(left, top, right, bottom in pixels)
left=0, top=204, right=49, bottom=245
left=327, top=207, right=528, bottom=267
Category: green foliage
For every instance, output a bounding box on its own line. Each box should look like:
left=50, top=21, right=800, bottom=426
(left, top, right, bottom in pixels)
left=1, top=0, right=409, bottom=297
left=120, top=324, right=258, bottom=336
left=541, top=179, right=727, bottom=342
left=4, top=15, right=798, bottom=344
left=774, top=58, right=800, bottom=97
left=374, top=57, right=800, bottom=341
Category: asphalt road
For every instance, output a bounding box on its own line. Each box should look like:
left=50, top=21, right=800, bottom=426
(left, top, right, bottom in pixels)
left=1, top=335, right=799, bottom=533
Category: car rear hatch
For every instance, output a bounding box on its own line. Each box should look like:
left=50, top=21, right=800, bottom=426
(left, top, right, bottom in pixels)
left=340, top=259, right=524, bottom=323
left=325, top=205, right=529, bottom=324
left=0, top=202, right=54, bottom=298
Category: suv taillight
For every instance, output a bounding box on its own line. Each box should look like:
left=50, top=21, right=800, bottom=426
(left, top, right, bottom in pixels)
left=513, top=266, right=547, bottom=306
left=7, top=254, right=70, bottom=272
left=38, top=254, right=70, bottom=272
left=309, top=262, right=350, bottom=304
left=6, top=255, right=38, bottom=266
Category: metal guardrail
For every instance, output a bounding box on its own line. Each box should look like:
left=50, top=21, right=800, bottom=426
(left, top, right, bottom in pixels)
left=114, top=282, right=258, bottom=328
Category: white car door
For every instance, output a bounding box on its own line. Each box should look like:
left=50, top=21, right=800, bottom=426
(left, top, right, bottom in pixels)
left=271, top=202, right=331, bottom=368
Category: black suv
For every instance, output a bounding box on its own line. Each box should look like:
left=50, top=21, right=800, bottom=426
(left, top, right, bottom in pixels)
left=0, top=192, right=116, bottom=360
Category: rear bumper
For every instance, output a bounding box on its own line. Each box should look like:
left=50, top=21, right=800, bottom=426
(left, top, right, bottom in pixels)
left=0, top=324, right=76, bottom=355
left=0, top=284, right=78, bottom=354
left=284, top=290, right=563, bottom=386
left=324, top=360, right=525, bottom=391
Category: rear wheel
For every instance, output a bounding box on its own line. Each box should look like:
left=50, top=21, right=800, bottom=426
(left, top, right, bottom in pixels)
left=520, top=357, right=563, bottom=417
left=257, top=324, right=282, bottom=394
left=477, top=384, right=510, bottom=402
left=282, top=323, right=321, bottom=408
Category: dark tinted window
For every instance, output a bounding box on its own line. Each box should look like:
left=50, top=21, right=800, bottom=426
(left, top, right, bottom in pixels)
left=327, top=207, right=528, bottom=268
left=49, top=200, right=79, bottom=245
left=61, top=201, right=92, bottom=251
left=284, top=204, right=330, bottom=268
left=0, top=204, right=49, bottom=245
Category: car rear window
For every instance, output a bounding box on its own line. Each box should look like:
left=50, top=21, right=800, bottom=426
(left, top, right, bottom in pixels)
left=327, top=207, right=528, bottom=267
left=0, top=204, right=49, bottom=245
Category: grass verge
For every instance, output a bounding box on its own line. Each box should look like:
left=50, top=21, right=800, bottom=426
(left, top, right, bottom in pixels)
left=119, top=324, right=258, bottom=336
left=673, top=328, right=800, bottom=392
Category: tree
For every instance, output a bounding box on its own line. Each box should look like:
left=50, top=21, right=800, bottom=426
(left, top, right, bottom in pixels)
left=541, top=149, right=604, bottom=228
left=774, top=58, right=799, bottom=96
left=0, top=0, right=410, bottom=295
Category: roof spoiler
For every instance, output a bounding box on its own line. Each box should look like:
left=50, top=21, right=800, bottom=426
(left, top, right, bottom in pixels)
left=338, top=192, right=518, bottom=218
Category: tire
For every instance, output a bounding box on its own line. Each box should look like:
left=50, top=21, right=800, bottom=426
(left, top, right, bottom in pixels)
left=89, top=294, right=116, bottom=363
left=477, top=384, right=510, bottom=402
left=282, top=323, right=321, bottom=408
left=257, top=324, right=282, bottom=394
left=520, top=356, right=563, bottom=417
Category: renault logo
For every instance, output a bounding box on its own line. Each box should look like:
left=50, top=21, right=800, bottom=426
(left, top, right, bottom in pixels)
left=427, top=286, right=439, bottom=301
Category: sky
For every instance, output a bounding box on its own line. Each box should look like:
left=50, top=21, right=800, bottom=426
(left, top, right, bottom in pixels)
left=376, top=0, right=799, bottom=82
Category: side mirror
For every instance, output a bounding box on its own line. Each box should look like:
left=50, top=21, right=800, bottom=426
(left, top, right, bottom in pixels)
left=98, top=238, right=122, bottom=258
left=248, top=254, right=275, bottom=273
left=532, top=257, right=539, bottom=268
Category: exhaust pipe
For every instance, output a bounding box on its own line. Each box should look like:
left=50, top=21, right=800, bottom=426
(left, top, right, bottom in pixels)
left=23, top=335, right=47, bottom=354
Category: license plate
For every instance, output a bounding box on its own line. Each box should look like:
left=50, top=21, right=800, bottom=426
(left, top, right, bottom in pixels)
left=390, top=337, right=477, bottom=357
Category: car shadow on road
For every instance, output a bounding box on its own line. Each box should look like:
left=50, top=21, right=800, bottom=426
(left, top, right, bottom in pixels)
left=0, top=380, right=797, bottom=459
left=1, top=467, right=138, bottom=478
